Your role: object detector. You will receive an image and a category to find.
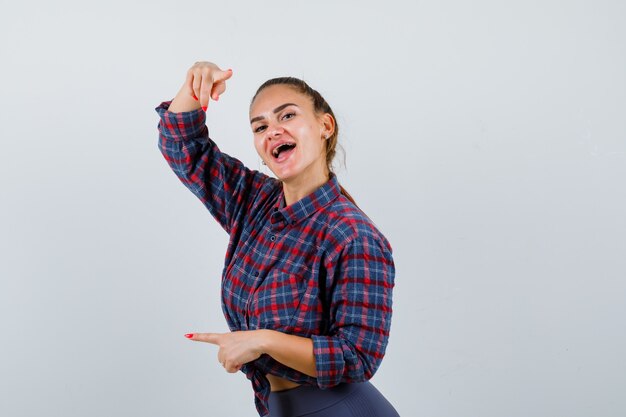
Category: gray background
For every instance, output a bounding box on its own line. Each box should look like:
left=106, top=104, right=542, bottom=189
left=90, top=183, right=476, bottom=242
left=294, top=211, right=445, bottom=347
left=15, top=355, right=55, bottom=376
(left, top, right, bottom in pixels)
left=1, top=1, right=625, bottom=416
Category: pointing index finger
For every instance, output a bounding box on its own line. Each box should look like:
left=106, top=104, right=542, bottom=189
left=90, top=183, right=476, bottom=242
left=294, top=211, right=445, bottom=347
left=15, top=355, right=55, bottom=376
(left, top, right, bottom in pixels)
left=215, top=68, right=233, bottom=82
left=211, top=68, right=233, bottom=101
left=185, top=332, right=222, bottom=345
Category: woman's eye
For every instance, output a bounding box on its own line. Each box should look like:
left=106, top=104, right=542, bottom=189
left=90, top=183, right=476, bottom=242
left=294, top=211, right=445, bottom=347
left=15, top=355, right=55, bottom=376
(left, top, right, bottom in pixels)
left=253, top=113, right=294, bottom=133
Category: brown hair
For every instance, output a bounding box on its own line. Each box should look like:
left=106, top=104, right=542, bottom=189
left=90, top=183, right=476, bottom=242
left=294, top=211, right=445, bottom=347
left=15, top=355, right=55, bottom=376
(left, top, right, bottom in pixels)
left=251, top=77, right=359, bottom=208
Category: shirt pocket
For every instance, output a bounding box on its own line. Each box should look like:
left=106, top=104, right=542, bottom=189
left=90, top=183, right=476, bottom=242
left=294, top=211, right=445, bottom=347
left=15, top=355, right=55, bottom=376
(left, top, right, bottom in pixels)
left=253, top=266, right=309, bottom=331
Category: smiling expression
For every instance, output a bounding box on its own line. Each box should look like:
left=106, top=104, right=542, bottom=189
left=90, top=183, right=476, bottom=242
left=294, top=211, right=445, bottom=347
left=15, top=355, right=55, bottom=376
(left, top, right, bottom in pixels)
left=250, top=84, right=331, bottom=183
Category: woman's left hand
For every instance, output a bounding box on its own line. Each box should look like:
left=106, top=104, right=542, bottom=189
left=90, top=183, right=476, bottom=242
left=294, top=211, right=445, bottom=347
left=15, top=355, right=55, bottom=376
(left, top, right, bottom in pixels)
left=185, top=330, right=267, bottom=373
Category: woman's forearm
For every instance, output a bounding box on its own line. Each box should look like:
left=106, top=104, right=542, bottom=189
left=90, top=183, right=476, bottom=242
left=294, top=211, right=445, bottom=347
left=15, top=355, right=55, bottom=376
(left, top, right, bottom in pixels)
left=259, top=329, right=317, bottom=378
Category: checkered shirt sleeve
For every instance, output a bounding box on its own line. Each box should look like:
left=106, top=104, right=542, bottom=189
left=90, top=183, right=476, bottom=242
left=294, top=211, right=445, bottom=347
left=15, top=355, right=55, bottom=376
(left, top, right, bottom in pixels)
left=312, top=232, right=395, bottom=388
left=155, top=100, right=267, bottom=234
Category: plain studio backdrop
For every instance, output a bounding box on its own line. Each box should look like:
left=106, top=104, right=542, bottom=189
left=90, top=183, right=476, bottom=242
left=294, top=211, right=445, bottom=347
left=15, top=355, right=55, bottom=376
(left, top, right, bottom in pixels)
left=1, top=0, right=625, bottom=416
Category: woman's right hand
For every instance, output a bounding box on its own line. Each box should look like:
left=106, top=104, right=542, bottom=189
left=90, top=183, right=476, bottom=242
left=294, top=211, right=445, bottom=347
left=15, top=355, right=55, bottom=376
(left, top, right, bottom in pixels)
left=168, top=61, right=233, bottom=113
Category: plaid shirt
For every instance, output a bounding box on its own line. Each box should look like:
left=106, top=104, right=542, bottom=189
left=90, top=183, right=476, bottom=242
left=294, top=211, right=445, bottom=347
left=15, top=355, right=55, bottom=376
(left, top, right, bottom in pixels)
left=155, top=101, right=395, bottom=417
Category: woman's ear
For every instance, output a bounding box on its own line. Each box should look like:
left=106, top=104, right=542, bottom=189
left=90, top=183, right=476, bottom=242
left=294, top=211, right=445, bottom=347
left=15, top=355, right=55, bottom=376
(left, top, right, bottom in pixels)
left=320, top=113, right=335, bottom=138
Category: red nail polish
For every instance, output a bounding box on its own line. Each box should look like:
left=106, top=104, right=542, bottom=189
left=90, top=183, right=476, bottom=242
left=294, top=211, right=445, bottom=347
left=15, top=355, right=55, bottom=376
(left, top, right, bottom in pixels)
left=202, top=106, right=207, bottom=112
left=192, top=94, right=198, bottom=101
left=185, top=333, right=194, bottom=338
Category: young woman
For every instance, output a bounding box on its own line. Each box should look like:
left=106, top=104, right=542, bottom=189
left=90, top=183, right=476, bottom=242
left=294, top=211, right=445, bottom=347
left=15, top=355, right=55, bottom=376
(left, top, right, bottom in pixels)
left=156, top=61, right=399, bottom=417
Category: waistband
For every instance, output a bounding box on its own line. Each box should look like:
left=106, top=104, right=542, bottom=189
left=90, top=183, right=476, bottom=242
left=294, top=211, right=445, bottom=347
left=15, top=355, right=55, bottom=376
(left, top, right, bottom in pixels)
left=268, top=381, right=367, bottom=416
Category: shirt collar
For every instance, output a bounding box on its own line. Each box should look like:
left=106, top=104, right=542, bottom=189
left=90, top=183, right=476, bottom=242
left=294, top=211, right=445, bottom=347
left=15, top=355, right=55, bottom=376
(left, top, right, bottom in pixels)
left=270, top=172, right=341, bottom=229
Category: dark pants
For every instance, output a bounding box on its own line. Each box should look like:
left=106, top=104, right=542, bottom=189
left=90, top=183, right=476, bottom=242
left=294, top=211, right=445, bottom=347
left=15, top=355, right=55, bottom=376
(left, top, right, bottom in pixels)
left=268, top=381, right=400, bottom=417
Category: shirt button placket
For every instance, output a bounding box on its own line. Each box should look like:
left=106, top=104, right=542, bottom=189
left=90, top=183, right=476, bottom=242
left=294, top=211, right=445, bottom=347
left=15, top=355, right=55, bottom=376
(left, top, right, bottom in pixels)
left=245, top=271, right=261, bottom=329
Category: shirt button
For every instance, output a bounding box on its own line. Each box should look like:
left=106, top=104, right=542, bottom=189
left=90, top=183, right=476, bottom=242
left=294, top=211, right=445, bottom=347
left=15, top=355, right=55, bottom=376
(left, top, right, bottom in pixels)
left=270, top=235, right=276, bottom=241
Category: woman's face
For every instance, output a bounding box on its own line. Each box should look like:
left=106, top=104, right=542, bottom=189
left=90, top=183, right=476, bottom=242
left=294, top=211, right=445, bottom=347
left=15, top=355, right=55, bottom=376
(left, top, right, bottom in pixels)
left=250, top=85, right=330, bottom=183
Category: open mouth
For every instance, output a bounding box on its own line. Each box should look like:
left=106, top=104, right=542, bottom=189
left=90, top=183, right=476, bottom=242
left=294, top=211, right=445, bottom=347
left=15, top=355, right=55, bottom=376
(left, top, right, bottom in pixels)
left=271, top=142, right=297, bottom=162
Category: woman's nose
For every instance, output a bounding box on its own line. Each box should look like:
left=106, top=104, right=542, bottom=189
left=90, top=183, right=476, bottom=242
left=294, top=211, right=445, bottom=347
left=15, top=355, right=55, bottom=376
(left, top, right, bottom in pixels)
left=267, top=123, right=284, bottom=138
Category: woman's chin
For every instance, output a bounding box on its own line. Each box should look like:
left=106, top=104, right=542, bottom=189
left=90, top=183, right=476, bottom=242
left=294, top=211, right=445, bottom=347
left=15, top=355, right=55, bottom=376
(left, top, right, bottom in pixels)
left=271, top=164, right=299, bottom=182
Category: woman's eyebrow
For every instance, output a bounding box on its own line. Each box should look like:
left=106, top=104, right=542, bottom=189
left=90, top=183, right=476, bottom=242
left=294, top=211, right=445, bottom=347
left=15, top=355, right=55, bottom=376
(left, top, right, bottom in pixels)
left=250, top=103, right=298, bottom=124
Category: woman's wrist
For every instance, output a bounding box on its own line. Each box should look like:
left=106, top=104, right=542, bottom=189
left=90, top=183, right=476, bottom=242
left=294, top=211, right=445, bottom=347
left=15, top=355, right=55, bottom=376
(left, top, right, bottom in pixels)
left=168, top=86, right=202, bottom=113
left=257, top=329, right=276, bottom=355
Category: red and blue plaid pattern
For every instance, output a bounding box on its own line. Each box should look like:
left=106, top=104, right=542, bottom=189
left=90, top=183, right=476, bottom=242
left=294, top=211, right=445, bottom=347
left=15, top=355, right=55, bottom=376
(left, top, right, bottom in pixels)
left=156, top=101, right=395, bottom=417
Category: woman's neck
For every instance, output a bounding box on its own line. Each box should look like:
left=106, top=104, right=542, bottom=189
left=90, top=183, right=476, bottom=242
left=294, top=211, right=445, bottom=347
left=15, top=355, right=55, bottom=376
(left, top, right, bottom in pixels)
left=281, top=168, right=330, bottom=207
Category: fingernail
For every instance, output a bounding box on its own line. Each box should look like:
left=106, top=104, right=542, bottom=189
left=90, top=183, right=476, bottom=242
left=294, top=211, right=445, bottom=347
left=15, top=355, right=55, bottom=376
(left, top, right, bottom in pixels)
left=227, top=68, right=232, bottom=72
left=201, top=106, right=207, bottom=112
left=192, top=94, right=198, bottom=101
left=214, top=95, right=219, bottom=101
left=185, top=333, right=194, bottom=338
